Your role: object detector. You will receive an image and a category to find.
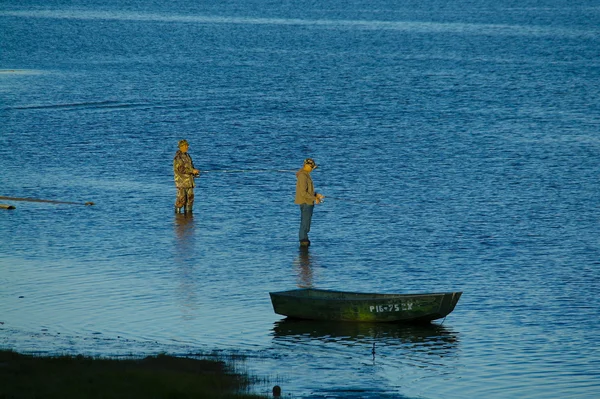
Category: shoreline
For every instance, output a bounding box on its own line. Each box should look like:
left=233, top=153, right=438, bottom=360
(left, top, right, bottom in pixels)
left=0, top=349, right=270, bottom=399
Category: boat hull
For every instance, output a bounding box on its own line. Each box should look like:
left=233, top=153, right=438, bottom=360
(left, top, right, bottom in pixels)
left=269, top=289, right=462, bottom=323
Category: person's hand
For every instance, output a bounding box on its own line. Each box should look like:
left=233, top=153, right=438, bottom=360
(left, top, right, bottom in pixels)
left=315, top=194, right=325, bottom=204
left=193, top=169, right=200, bottom=176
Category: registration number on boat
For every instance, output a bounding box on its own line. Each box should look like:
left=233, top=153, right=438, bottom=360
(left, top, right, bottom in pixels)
left=369, top=302, right=413, bottom=313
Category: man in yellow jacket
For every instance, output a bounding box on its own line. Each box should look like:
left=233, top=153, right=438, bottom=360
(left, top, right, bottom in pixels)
left=295, top=158, right=325, bottom=247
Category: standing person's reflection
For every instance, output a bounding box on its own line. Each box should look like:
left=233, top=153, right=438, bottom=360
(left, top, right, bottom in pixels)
left=174, top=212, right=198, bottom=319
left=174, top=212, right=195, bottom=250
left=294, top=247, right=314, bottom=288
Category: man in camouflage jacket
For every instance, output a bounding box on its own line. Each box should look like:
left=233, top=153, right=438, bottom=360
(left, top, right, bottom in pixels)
left=173, top=139, right=199, bottom=213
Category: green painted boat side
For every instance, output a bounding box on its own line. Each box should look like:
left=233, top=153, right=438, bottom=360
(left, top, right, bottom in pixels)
left=269, top=288, right=462, bottom=323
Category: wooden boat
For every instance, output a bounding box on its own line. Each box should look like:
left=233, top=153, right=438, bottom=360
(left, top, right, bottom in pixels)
left=269, top=288, right=462, bottom=323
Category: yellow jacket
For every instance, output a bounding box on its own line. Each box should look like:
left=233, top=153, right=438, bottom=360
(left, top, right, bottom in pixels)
left=295, top=169, right=317, bottom=205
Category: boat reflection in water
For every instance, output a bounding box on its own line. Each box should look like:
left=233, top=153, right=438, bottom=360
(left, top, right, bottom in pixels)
left=270, top=319, right=460, bottom=398
left=271, top=318, right=459, bottom=353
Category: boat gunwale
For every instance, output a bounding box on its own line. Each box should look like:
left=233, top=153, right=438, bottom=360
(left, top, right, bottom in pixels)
left=269, top=288, right=462, bottom=302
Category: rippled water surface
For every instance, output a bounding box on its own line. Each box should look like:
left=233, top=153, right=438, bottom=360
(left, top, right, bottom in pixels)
left=1, top=1, right=599, bottom=398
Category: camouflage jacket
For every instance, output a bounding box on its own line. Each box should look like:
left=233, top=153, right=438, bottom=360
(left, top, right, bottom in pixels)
left=173, top=150, right=196, bottom=188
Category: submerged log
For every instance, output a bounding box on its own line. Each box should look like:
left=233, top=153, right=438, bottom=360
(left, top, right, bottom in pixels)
left=0, top=204, right=16, bottom=210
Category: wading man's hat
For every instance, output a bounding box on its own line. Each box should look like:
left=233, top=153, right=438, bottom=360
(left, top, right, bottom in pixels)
left=304, top=158, right=317, bottom=169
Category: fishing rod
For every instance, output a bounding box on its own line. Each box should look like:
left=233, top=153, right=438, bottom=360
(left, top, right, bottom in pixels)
left=0, top=196, right=94, bottom=206
left=326, top=196, right=403, bottom=209
left=199, top=168, right=296, bottom=174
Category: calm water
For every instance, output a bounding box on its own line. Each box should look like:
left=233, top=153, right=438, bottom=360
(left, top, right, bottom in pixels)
left=1, top=0, right=599, bottom=398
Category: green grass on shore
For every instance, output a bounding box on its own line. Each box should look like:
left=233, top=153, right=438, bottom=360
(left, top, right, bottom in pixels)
left=0, top=350, right=267, bottom=399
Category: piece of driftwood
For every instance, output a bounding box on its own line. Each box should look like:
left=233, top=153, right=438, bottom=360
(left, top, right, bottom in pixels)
left=0, top=196, right=93, bottom=206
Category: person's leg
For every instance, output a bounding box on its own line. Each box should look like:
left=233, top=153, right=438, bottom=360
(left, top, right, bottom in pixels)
left=299, top=204, right=314, bottom=244
left=298, top=205, right=307, bottom=242
left=175, top=188, right=186, bottom=212
left=184, top=188, right=194, bottom=213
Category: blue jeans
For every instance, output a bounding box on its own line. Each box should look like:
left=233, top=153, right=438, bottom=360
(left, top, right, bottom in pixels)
left=299, top=204, right=314, bottom=242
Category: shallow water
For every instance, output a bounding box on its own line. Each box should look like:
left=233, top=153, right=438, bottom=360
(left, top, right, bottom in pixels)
left=1, top=1, right=600, bottom=398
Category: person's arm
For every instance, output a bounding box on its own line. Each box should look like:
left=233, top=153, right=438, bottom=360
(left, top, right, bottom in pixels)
left=175, top=154, right=198, bottom=176
left=190, top=156, right=200, bottom=176
left=297, top=173, right=317, bottom=203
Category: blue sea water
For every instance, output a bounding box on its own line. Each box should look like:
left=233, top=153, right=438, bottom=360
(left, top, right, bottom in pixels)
left=1, top=0, right=599, bottom=398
